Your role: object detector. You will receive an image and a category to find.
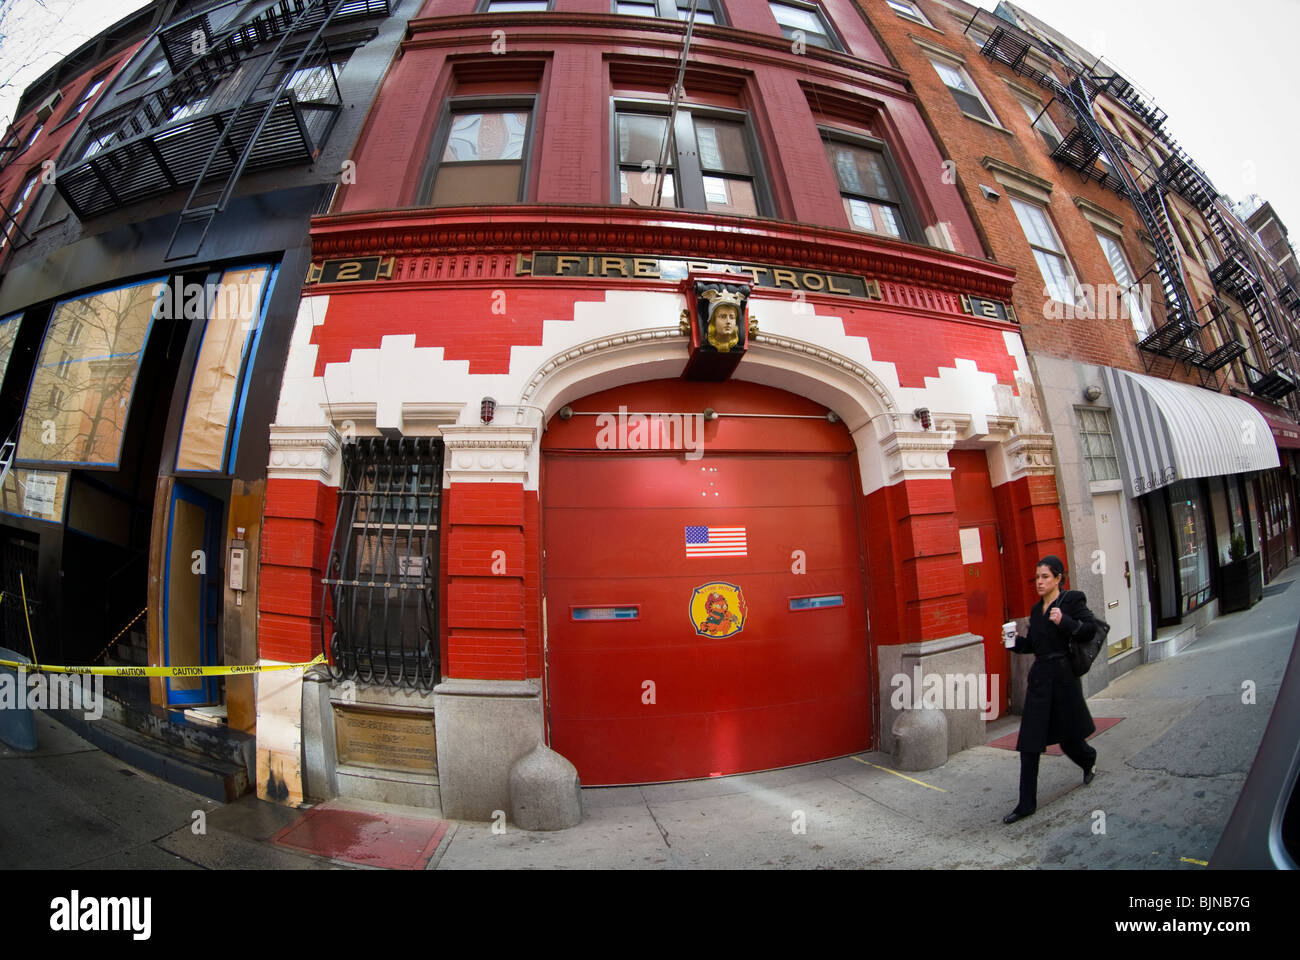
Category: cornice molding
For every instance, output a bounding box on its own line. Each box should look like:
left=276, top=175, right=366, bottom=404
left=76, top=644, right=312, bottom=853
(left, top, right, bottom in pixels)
left=309, top=206, right=1018, bottom=301
left=402, top=13, right=913, bottom=90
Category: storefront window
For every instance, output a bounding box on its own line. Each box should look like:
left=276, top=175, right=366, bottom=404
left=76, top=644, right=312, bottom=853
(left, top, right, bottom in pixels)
left=1226, top=477, right=1249, bottom=552
left=15, top=278, right=162, bottom=467
left=1168, top=479, right=1212, bottom=615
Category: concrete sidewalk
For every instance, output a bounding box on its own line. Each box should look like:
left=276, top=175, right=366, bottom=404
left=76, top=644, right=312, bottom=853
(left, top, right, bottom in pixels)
left=3, top=562, right=1296, bottom=870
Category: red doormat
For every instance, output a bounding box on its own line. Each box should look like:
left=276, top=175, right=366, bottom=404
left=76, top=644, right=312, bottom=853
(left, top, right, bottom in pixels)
left=987, top=717, right=1123, bottom=753
left=271, top=800, right=449, bottom=870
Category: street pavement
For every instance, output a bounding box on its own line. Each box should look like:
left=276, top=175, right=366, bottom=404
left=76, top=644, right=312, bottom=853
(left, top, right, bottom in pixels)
left=3, top=562, right=1296, bottom=870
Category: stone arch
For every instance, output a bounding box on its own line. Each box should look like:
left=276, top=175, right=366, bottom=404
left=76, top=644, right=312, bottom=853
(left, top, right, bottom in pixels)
left=517, top=326, right=908, bottom=492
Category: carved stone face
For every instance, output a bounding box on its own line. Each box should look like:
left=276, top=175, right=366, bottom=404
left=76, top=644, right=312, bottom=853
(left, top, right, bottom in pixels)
left=707, top=303, right=741, bottom=351
left=713, top=304, right=739, bottom=339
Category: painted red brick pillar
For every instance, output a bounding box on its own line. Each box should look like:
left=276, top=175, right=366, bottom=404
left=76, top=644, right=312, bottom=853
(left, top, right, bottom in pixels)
left=256, top=425, right=341, bottom=804
left=439, top=425, right=539, bottom=681
left=991, top=435, right=1065, bottom=614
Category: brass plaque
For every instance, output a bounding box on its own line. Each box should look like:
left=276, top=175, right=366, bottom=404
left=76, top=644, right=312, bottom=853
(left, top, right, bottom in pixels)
left=334, top=707, right=437, bottom=773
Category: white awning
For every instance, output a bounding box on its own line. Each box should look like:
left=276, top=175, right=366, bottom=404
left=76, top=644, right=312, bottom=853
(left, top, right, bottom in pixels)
left=1100, top=368, right=1280, bottom=497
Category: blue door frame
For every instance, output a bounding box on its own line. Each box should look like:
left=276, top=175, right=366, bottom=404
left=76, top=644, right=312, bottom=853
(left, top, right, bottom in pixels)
left=163, top=482, right=222, bottom=706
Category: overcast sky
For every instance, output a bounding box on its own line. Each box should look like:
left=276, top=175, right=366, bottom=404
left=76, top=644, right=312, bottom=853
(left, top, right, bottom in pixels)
left=2, top=0, right=1297, bottom=230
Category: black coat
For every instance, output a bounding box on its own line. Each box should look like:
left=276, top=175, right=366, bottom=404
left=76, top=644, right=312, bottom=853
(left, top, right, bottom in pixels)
left=1011, top=589, right=1097, bottom=753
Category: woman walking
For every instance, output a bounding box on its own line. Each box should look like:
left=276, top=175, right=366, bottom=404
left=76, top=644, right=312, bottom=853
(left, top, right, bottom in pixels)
left=1003, top=555, right=1099, bottom=824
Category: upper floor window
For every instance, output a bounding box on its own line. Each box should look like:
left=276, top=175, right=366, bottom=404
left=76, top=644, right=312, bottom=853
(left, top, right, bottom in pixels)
left=17, top=122, right=42, bottom=155
left=1014, top=93, right=1062, bottom=152
left=424, top=102, right=534, bottom=205
left=478, top=0, right=552, bottom=9
left=1094, top=229, right=1151, bottom=338
left=1009, top=196, right=1083, bottom=307
left=928, top=55, right=998, bottom=125
left=615, top=105, right=765, bottom=216
left=769, top=1, right=841, bottom=51
left=885, top=0, right=932, bottom=26
left=71, top=74, right=110, bottom=117
left=822, top=133, right=913, bottom=241
left=1, top=173, right=39, bottom=249
left=615, top=0, right=723, bottom=23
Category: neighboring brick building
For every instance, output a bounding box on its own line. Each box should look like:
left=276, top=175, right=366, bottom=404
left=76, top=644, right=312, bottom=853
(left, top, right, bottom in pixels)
left=861, top=0, right=1300, bottom=688
left=0, top=0, right=414, bottom=802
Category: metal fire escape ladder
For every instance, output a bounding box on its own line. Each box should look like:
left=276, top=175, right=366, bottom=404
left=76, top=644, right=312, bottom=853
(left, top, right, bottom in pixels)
left=1053, top=77, right=1205, bottom=366
left=165, top=0, right=346, bottom=261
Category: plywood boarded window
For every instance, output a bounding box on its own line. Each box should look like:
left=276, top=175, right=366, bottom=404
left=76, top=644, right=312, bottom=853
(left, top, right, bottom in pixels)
left=175, top=265, right=271, bottom=472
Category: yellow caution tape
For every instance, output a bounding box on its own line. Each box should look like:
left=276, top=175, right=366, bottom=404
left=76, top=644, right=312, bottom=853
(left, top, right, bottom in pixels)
left=0, top=653, right=327, bottom=678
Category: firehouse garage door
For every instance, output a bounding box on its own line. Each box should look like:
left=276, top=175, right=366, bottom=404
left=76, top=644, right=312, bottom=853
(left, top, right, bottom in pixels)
left=542, top=380, right=871, bottom=786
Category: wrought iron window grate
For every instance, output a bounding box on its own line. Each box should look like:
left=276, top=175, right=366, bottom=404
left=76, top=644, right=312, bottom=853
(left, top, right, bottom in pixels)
left=322, top=436, right=442, bottom=689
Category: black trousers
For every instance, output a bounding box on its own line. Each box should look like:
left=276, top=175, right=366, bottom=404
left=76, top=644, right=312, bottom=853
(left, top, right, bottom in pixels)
left=1017, top=739, right=1097, bottom=812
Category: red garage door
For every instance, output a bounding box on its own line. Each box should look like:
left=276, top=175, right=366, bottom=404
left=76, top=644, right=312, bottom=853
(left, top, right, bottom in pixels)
left=542, top=380, right=871, bottom=785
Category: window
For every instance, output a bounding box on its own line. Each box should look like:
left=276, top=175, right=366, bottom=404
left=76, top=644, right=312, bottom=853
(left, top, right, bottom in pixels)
left=425, top=103, right=534, bottom=205
left=615, top=105, right=765, bottom=215
left=17, top=122, right=42, bottom=155
left=0, top=313, right=20, bottom=388
left=323, top=437, right=443, bottom=689
left=1009, top=196, right=1082, bottom=306
left=15, top=277, right=163, bottom=467
left=823, top=134, right=912, bottom=240
left=615, top=0, right=722, bottom=22
left=928, top=56, right=997, bottom=125
left=168, top=97, right=209, bottom=122
left=70, top=74, right=109, bottom=117
left=769, top=1, right=840, bottom=50
left=176, top=265, right=274, bottom=473
left=81, top=131, right=117, bottom=160
left=885, top=0, right=932, bottom=26
left=285, top=56, right=348, bottom=104
left=1014, top=93, right=1062, bottom=152
left=0, top=173, right=39, bottom=249
left=1076, top=407, right=1120, bottom=482
left=478, top=0, right=551, bottom=9
left=1095, top=230, right=1151, bottom=337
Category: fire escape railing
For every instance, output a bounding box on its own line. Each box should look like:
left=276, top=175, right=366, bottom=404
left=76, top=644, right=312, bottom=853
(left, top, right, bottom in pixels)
left=52, top=0, right=390, bottom=249
left=974, top=17, right=1297, bottom=408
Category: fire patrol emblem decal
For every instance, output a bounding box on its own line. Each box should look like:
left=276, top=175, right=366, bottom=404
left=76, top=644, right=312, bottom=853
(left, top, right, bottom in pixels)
left=689, top=582, right=748, bottom=638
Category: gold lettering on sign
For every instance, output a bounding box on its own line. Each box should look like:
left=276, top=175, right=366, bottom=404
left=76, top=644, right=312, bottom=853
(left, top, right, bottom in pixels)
left=801, top=272, right=825, bottom=292
left=772, top=269, right=799, bottom=289
left=556, top=255, right=581, bottom=273
left=334, top=706, right=437, bottom=773
left=980, top=300, right=999, bottom=318
left=633, top=258, right=659, bottom=278
left=334, top=261, right=363, bottom=282
left=515, top=253, right=533, bottom=275
left=601, top=257, right=629, bottom=277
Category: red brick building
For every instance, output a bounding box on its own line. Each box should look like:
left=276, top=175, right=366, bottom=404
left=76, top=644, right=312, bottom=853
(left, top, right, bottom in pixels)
left=860, top=0, right=1299, bottom=686
left=264, top=0, right=1064, bottom=814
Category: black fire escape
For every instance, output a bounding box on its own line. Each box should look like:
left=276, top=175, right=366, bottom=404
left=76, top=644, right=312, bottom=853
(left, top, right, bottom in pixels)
left=975, top=20, right=1298, bottom=408
left=53, top=0, right=390, bottom=260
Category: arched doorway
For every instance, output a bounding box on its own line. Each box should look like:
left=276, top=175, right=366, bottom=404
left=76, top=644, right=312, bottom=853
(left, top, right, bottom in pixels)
left=541, top=378, right=873, bottom=785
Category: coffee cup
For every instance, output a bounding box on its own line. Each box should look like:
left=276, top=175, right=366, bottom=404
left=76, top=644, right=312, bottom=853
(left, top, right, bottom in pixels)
left=1002, top=621, right=1018, bottom=648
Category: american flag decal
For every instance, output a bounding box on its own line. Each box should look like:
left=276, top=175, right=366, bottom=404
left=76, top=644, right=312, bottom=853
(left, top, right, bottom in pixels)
left=685, top=525, right=747, bottom=557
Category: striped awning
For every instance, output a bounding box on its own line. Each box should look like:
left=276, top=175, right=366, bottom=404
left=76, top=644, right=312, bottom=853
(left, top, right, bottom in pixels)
left=1100, top=368, right=1280, bottom=497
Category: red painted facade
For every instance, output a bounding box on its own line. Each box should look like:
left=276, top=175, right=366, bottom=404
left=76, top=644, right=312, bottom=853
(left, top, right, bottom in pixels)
left=260, top=0, right=1070, bottom=794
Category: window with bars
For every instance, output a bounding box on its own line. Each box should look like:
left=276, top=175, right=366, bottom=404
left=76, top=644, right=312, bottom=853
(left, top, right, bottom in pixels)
left=1076, top=406, right=1120, bottom=482
left=323, top=437, right=443, bottom=689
